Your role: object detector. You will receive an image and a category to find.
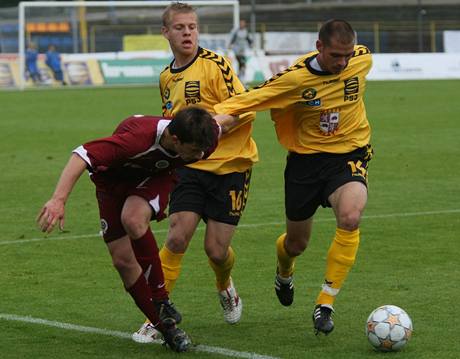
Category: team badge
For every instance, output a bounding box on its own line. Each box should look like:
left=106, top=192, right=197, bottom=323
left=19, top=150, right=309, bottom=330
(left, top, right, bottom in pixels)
left=100, top=219, right=108, bottom=235
left=319, top=111, right=340, bottom=135
left=155, top=160, right=170, bottom=169
left=302, top=87, right=317, bottom=100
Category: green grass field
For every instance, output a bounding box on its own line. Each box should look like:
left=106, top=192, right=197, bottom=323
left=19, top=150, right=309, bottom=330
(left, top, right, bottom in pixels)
left=1, top=81, right=459, bottom=359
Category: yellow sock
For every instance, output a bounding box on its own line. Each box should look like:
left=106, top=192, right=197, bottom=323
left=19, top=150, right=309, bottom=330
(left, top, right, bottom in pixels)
left=160, top=245, right=184, bottom=294
left=208, top=246, right=235, bottom=291
left=316, top=228, right=360, bottom=306
left=276, top=233, right=296, bottom=278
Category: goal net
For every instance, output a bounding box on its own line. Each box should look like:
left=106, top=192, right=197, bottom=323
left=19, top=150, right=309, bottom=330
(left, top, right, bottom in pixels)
left=18, top=1, right=240, bottom=89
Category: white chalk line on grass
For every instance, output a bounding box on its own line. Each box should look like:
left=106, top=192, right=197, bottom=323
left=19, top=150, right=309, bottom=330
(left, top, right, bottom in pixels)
left=0, top=313, right=280, bottom=359
left=2, top=208, right=459, bottom=246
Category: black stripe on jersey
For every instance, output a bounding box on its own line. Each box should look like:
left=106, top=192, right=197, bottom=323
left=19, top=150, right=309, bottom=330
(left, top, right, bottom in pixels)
left=353, top=45, right=371, bottom=57
left=199, top=48, right=238, bottom=97
left=253, top=62, right=306, bottom=90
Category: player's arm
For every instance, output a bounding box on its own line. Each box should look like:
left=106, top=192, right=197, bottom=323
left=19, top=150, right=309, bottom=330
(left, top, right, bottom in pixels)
left=210, top=57, right=256, bottom=129
left=36, top=153, right=87, bottom=233
left=215, top=71, right=298, bottom=116
left=214, top=70, right=299, bottom=133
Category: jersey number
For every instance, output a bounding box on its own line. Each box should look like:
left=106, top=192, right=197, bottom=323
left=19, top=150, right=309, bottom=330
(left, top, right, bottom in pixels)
left=347, top=160, right=367, bottom=179
left=229, top=190, right=244, bottom=211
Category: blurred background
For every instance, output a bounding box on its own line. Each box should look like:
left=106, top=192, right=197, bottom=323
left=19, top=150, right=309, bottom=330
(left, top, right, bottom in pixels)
left=1, top=0, right=460, bottom=88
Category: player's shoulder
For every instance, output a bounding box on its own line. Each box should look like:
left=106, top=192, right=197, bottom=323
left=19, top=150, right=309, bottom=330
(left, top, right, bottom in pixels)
left=115, top=115, right=167, bottom=133
left=353, top=45, right=372, bottom=58
left=160, top=63, right=172, bottom=77
left=199, top=47, right=232, bottom=68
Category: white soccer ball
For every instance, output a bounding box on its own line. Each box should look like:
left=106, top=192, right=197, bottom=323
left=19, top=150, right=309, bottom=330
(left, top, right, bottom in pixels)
left=366, top=305, right=413, bottom=352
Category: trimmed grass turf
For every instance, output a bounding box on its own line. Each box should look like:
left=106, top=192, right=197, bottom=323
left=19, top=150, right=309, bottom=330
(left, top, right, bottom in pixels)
left=0, top=80, right=459, bottom=358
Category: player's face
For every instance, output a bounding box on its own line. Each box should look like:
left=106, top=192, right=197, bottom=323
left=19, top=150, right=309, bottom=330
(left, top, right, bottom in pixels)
left=162, top=11, right=199, bottom=59
left=175, top=141, right=205, bottom=162
left=316, top=37, right=355, bottom=74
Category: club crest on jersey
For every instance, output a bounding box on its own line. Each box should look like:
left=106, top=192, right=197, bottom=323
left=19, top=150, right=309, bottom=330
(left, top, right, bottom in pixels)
left=164, top=87, right=170, bottom=100
left=155, top=160, right=170, bottom=169
left=319, top=110, right=340, bottom=135
left=302, top=87, right=317, bottom=100
left=185, top=81, right=201, bottom=105
left=100, top=219, right=108, bottom=235
left=165, top=101, right=173, bottom=110
left=344, top=77, right=359, bottom=101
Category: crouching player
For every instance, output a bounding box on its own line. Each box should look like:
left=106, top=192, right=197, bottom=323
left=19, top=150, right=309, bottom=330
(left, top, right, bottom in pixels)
left=36, top=107, right=219, bottom=352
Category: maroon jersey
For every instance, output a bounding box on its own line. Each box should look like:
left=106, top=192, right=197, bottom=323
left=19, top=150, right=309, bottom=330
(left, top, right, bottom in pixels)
left=73, top=115, right=217, bottom=180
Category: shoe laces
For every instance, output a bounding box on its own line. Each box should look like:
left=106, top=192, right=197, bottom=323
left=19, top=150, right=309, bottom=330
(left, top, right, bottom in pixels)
left=219, top=288, right=238, bottom=311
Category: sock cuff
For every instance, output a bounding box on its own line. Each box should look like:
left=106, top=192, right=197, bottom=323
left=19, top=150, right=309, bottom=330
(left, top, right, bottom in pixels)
left=160, top=245, right=184, bottom=266
left=208, top=246, right=235, bottom=268
left=276, top=233, right=288, bottom=256
left=335, top=227, right=360, bottom=245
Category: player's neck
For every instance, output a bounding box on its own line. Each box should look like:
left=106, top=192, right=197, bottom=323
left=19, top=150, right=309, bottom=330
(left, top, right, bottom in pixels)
left=159, top=130, right=177, bottom=155
left=172, top=49, right=198, bottom=69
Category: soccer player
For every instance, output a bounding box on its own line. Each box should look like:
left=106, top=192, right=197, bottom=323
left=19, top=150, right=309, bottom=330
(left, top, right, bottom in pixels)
left=214, top=19, right=373, bottom=335
left=228, top=19, right=253, bottom=81
left=132, top=2, right=258, bottom=343
left=36, top=107, right=219, bottom=352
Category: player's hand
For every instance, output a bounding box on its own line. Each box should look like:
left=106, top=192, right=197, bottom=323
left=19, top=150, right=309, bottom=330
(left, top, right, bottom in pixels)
left=36, top=198, right=65, bottom=233
left=213, top=114, right=239, bottom=134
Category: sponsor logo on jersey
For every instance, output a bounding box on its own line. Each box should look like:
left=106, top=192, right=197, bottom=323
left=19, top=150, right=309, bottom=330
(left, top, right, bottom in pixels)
left=302, top=87, right=317, bottom=100
left=185, top=81, right=201, bottom=105
left=306, top=99, right=321, bottom=106
left=323, top=78, right=339, bottom=85
left=172, top=76, right=184, bottom=83
left=165, top=101, right=173, bottom=110
left=344, top=77, right=359, bottom=101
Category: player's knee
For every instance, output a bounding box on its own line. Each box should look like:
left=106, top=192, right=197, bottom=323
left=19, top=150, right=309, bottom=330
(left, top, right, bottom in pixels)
left=285, top=236, right=309, bottom=257
left=205, top=246, right=227, bottom=265
left=166, top=232, right=190, bottom=253
left=121, top=213, right=148, bottom=239
left=111, top=253, right=135, bottom=274
left=337, top=210, right=362, bottom=231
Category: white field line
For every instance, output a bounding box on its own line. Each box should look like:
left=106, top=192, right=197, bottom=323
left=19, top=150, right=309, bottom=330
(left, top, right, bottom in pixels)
left=0, top=313, right=280, bottom=359
left=2, top=208, right=459, bottom=246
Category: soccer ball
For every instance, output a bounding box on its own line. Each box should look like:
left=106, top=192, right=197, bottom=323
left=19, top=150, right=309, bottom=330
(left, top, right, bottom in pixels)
left=366, top=305, right=413, bottom=352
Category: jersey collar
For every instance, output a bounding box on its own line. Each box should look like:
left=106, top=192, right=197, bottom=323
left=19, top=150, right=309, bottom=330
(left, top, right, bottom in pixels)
left=305, top=54, right=333, bottom=76
left=169, top=47, right=202, bottom=74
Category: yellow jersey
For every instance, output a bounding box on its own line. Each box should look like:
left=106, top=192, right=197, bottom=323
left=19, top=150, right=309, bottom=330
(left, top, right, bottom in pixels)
left=214, top=45, right=372, bottom=154
left=160, top=47, right=258, bottom=174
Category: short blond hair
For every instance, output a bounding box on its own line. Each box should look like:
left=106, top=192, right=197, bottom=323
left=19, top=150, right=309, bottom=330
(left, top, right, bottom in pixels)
left=162, top=2, right=197, bottom=27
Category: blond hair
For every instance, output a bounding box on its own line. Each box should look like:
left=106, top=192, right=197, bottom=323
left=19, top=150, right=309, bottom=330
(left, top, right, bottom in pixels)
left=162, top=2, right=197, bottom=27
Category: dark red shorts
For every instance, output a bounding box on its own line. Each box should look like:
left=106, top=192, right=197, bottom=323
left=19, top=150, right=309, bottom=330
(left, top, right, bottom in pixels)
left=91, top=172, right=175, bottom=242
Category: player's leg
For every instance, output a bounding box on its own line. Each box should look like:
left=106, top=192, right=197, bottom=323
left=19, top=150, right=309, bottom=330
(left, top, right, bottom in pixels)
left=121, top=195, right=168, bottom=301
left=276, top=152, right=321, bottom=306
left=159, top=167, right=205, bottom=295
left=203, top=169, right=251, bottom=324
left=204, top=220, right=242, bottom=324
left=125, top=175, right=188, bottom=345
left=275, top=218, right=313, bottom=306
left=105, top=236, right=189, bottom=351
left=313, top=146, right=372, bottom=335
left=161, top=210, right=201, bottom=293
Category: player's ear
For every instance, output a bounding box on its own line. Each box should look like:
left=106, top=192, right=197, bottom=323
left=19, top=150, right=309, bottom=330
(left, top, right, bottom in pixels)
left=161, top=26, right=169, bottom=38
left=316, top=39, right=323, bottom=52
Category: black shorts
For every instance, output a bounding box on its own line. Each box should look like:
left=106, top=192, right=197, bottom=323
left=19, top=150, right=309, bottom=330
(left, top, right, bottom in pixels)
left=169, top=167, right=252, bottom=225
left=284, top=145, right=373, bottom=221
